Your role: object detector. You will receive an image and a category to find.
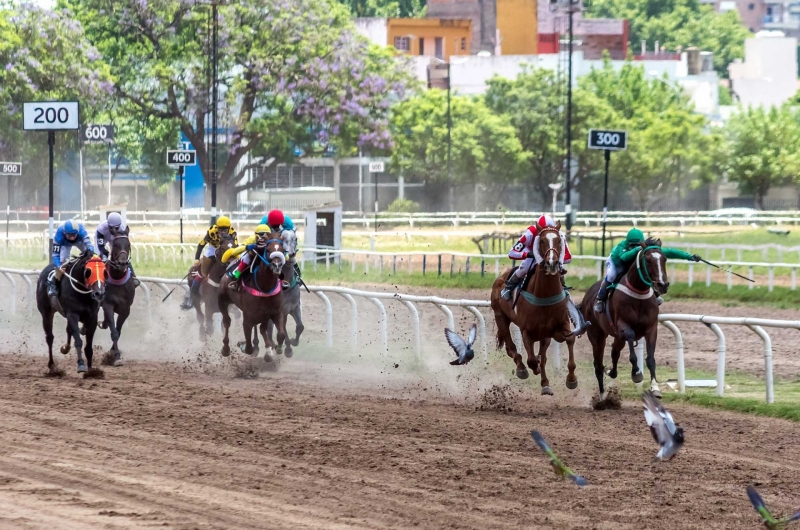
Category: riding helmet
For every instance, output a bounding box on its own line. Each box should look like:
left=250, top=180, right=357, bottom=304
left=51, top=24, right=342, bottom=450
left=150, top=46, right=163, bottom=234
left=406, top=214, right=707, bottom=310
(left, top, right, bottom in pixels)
left=537, top=214, right=555, bottom=228
left=254, top=224, right=270, bottom=235
left=63, top=219, right=79, bottom=235
left=216, top=216, right=231, bottom=228
left=266, top=210, right=284, bottom=228
left=107, top=212, right=122, bottom=227
left=626, top=228, right=644, bottom=243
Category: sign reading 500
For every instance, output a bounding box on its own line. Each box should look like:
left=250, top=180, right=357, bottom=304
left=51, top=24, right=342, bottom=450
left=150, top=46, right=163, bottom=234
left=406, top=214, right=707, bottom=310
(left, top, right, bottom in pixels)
left=23, top=102, right=80, bottom=131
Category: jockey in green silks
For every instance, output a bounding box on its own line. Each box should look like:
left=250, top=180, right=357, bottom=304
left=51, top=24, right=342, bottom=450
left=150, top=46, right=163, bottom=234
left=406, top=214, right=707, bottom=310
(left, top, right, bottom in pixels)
left=593, top=228, right=702, bottom=313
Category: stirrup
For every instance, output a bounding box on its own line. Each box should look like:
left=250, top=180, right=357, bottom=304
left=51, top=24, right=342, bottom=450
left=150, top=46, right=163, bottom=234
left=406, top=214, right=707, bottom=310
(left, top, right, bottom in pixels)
left=501, top=286, right=515, bottom=300
left=593, top=300, right=605, bottom=313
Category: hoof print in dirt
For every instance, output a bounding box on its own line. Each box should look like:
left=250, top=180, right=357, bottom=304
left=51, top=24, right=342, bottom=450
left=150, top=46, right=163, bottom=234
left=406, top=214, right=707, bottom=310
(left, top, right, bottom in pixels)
left=591, top=386, right=622, bottom=410
left=45, top=367, right=66, bottom=378
left=83, top=367, right=106, bottom=380
left=102, top=351, right=117, bottom=366
left=260, top=359, right=279, bottom=373
left=234, top=358, right=261, bottom=379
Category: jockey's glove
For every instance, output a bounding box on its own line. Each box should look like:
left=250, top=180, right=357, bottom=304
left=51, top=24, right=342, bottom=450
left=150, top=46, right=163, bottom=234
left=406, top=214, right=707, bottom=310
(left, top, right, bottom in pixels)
left=246, top=244, right=257, bottom=252
left=193, top=259, right=200, bottom=266
left=691, top=254, right=702, bottom=262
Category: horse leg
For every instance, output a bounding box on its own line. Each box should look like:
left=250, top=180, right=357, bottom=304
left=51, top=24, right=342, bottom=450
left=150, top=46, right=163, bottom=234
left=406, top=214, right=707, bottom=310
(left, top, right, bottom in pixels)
left=538, top=337, right=552, bottom=396
left=66, top=313, right=86, bottom=373
left=521, top=330, right=540, bottom=377
left=291, top=303, right=304, bottom=347
left=102, top=301, right=118, bottom=350
left=644, top=326, right=661, bottom=398
left=589, top=329, right=607, bottom=398
left=624, top=329, right=643, bottom=384
left=194, top=299, right=206, bottom=340
left=242, top=316, right=256, bottom=356
left=219, top=298, right=232, bottom=357
left=608, top=336, right=625, bottom=379
left=562, top=332, right=578, bottom=390
left=60, top=321, right=73, bottom=355
left=258, top=323, right=273, bottom=363
left=41, top=309, right=56, bottom=373
left=112, top=307, right=130, bottom=366
left=205, top=307, right=214, bottom=337
left=278, top=313, right=291, bottom=358
left=494, top=311, right=527, bottom=379
left=83, top=314, right=98, bottom=370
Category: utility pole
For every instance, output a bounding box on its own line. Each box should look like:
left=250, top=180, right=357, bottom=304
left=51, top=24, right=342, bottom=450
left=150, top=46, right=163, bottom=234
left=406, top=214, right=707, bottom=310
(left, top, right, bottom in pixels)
left=565, top=2, right=576, bottom=235
left=447, top=61, right=451, bottom=187
left=211, top=1, right=218, bottom=225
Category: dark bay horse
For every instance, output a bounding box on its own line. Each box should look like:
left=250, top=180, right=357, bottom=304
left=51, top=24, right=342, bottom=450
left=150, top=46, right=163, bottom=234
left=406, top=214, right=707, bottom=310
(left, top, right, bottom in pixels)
left=99, top=229, right=136, bottom=366
left=490, top=223, right=578, bottom=395
left=37, top=251, right=106, bottom=374
left=580, top=239, right=669, bottom=400
left=192, top=236, right=241, bottom=339
left=266, top=230, right=303, bottom=358
left=218, top=235, right=287, bottom=361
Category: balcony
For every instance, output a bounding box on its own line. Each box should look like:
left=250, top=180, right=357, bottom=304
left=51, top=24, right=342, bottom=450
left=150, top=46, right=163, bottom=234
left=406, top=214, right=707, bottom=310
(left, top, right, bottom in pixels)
left=762, top=13, right=800, bottom=29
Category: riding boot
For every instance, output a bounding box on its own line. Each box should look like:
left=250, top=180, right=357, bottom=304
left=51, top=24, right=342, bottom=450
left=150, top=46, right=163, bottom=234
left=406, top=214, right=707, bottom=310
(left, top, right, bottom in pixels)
left=593, top=280, right=610, bottom=313
left=128, top=262, right=140, bottom=287
left=46, top=277, right=59, bottom=307
left=180, top=277, right=201, bottom=310
left=501, top=274, right=523, bottom=300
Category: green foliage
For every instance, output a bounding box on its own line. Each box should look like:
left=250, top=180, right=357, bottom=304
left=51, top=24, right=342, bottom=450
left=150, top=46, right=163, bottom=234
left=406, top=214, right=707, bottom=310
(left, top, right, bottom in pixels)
left=390, top=89, right=528, bottom=205
left=720, top=105, right=800, bottom=209
left=338, top=0, right=425, bottom=17
left=585, top=0, right=750, bottom=77
left=386, top=198, right=420, bottom=213
left=719, top=84, right=733, bottom=106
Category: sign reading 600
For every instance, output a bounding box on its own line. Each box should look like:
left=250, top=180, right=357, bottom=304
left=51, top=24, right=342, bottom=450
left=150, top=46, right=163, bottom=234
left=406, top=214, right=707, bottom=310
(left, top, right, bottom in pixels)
left=23, top=102, right=80, bottom=131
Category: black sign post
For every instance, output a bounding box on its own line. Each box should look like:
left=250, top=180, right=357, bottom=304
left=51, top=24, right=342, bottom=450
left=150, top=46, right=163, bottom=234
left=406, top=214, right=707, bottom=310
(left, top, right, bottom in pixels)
left=167, top=150, right=197, bottom=244
left=0, top=162, right=22, bottom=246
left=587, top=129, right=627, bottom=256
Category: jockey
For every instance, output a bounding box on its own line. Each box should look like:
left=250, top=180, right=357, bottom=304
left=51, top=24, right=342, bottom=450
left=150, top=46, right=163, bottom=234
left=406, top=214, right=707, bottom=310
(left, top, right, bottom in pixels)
left=180, top=215, right=238, bottom=310
left=47, top=219, right=96, bottom=301
left=223, top=224, right=271, bottom=287
left=501, top=215, right=572, bottom=300
left=261, top=209, right=295, bottom=233
left=593, top=228, right=701, bottom=313
left=94, top=212, right=139, bottom=287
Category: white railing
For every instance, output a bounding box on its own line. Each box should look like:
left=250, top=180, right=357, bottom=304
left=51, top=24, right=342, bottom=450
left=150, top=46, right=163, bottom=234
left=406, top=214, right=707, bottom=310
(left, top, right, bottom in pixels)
left=0, top=267, right=793, bottom=403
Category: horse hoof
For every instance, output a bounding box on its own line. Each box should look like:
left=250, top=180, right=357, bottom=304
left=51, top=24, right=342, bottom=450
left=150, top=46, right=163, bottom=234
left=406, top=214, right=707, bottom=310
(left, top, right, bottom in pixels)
left=632, top=372, right=644, bottom=384
left=77, top=363, right=87, bottom=374
left=237, top=341, right=247, bottom=353
left=275, top=346, right=283, bottom=356
left=113, top=354, right=124, bottom=367
left=566, top=378, right=578, bottom=390
left=516, top=369, right=529, bottom=380
left=606, top=369, right=618, bottom=380
left=285, top=348, right=293, bottom=359
left=98, top=321, right=107, bottom=330
left=541, top=386, right=554, bottom=396
left=290, top=339, right=300, bottom=347
left=262, top=352, right=274, bottom=364
left=60, top=344, right=70, bottom=355
left=221, top=345, right=231, bottom=358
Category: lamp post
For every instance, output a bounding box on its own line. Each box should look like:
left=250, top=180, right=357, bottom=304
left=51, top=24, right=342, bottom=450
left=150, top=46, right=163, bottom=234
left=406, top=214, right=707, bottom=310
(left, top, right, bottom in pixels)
left=548, top=182, right=563, bottom=218
left=564, top=0, right=578, bottom=235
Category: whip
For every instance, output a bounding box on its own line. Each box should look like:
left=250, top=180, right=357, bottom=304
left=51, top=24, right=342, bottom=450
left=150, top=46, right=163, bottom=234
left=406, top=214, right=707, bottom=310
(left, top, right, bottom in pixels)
left=697, top=258, right=755, bottom=283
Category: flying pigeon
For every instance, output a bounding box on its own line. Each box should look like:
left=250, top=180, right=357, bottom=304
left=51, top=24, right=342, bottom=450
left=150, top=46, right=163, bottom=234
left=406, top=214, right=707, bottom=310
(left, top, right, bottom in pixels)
left=530, top=430, right=588, bottom=487
left=747, top=486, right=800, bottom=530
left=642, top=390, right=684, bottom=461
left=444, top=324, right=476, bottom=366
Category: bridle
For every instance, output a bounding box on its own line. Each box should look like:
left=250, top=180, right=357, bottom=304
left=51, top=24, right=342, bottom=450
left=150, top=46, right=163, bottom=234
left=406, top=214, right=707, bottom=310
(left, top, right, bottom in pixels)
left=636, top=246, right=663, bottom=287
left=538, top=227, right=561, bottom=269
left=111, top=234, right=130, bottom=267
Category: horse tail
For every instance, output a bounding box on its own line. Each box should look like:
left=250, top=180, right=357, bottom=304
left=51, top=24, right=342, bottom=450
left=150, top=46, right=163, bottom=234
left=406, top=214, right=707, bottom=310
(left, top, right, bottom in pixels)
left=495, top=325, right=505, bottom=351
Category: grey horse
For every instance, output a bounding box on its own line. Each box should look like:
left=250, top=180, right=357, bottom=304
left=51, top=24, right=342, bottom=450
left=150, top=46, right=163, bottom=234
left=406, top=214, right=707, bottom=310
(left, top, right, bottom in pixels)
left=267, top=229, right=304, bottom=357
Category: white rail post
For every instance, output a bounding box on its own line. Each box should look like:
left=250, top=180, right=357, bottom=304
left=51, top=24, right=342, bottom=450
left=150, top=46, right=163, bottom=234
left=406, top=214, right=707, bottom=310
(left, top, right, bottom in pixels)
left=793, top=267, right=797, bottom=290
left=369, top=297, right=388, bottom=355
left=747, top=325, right=774, bottom=403
left=704, top=322, right=726, bottom=397
left=768, top=267, right=774, bottom=292
left=551, top=341, right=561, bottom=370
left=727, top=270, right=732, bottom=290
left=659, top=321, right=685, bottom=392
left=705, top=263, right=711, bottom=287
left=339, top=293, right=358, bottom=347
left=435, top=303, right=455, bottom=333
left=2, top=272, right=16, bottom=316
left=465, top=305, right=488, bottom=364
left=314, top=291, right=333, bottom=347
left=138, top=281, right=151, bottom=313
left=21, top=274, right=34, bottom=316
left=401, top=300, right=421, bottom=360
left=688, top=263, right=694, bottom=287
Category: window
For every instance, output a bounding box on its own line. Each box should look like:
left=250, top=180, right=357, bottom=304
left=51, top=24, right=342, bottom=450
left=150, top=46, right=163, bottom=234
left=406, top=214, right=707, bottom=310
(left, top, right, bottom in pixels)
left=434, top=37, right=444, bottom=59
left=748, top=3, right=754, bottom=9
left=419, top=37, right=425, bottom=55
left=393, top=36, right=410, bottom=52
left=461, top=37, right=466, bottom=51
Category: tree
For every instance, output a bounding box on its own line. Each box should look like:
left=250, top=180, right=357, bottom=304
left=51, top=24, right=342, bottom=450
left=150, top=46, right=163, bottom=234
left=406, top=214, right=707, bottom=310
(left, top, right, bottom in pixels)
left=722, top=105, right=800, bottom=209
left=390, top=89, right=528, bottom=206
left=584, top=0, right=750, bottom=77
left=65, top=0, right=413, bottom=209
left=337, top=0, right=425, bottom=17
left=0, top=2, right=112, bottom=193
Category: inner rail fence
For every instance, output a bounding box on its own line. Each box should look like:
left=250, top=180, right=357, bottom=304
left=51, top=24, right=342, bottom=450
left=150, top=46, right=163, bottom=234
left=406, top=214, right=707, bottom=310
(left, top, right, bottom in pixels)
left=0, top=267, right=790, bottom=404
left=5, top=242, right=800, bottom=291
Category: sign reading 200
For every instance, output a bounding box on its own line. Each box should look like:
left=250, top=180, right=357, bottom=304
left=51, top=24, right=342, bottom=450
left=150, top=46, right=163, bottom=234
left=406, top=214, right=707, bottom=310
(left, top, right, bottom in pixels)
left=23, top=102, right=80, bottom=131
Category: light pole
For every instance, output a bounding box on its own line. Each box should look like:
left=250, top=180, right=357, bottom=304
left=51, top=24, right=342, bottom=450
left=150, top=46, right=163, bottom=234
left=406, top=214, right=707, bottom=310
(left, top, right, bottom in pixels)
left=429, top=57, right=467, bottom=207
left=548, top=182, right=563, bottom=218
left=564, top=0, right=578, bottom=235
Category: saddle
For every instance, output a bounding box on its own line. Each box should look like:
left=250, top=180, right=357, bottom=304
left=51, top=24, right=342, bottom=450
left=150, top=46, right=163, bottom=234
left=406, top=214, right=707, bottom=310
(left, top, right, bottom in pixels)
left=504, top=265, right=534, bottom=292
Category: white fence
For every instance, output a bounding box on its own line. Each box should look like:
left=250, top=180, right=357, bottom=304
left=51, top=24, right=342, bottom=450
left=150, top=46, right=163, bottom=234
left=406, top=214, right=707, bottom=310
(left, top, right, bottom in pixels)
left=0, top=267, right=794, bottom=403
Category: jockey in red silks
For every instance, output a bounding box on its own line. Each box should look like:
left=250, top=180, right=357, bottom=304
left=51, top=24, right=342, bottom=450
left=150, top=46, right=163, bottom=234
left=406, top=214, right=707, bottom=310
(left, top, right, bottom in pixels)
left=501, top=214, right=572, bottom=300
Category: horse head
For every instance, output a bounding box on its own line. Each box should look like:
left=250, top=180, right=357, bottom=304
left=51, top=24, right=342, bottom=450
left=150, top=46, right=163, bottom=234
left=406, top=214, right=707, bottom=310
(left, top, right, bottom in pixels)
left=82, top=254, right=107, bottom=302
left=215, top=235, right=237, bottom=261
left=110, top=227, right=131, bottom=274
left=281, top=229, right=297, bottom=259
left=639, top=238, right=669, bottom=294
left=537, top=224, right=563, bottom=275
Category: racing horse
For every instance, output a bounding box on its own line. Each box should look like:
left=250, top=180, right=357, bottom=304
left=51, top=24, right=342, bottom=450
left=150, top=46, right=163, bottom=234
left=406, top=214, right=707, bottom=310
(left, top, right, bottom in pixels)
left=580, top=238, right=669, bottom=400
left=192, top=235, right=241, bottom=339
left=99, top=228, right=135, bottom=366
left=490, top=222, right=579, bottom=395
left=36, top=250, right=106, bottom=374
left=266, top=230, right=304, bottom=358
left=218, top=234, right=287, bottom=361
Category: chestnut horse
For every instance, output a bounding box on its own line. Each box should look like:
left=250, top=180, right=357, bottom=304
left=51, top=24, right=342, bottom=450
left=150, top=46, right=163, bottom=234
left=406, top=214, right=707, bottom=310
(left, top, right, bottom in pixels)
left=580, top=238, right=669, bottom=400
left=490, top=223, right=578, bottom=395
left=218, top=234, right=287, bottom=361
left=36, top=251, right=106, bottom=374
left=192, top=236, right=241, bottom=339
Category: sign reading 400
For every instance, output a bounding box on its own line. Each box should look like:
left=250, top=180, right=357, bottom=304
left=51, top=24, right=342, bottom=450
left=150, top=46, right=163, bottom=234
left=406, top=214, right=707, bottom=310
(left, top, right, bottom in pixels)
left=23, top=102, right=80, bottom=131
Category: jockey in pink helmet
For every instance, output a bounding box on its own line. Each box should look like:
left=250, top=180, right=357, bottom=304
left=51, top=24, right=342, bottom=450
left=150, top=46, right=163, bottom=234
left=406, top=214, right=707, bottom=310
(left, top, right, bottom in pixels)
left=501, top=214, right=572, bottom=300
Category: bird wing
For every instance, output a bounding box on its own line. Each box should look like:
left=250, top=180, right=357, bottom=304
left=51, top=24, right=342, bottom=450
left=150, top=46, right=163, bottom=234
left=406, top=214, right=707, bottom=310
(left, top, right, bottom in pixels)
left=782, top=512, right=800, bottom=525
left=648, top=393, right=679, bottom=436
left=444, top=328, right=467, bottom=358
left=531, top=431, right=587, bottom=487
left=747, top=486, right=778, bottom=525
left=468, top=324, right=477, bottom=347
left=643, top=392, right=672, bottom=445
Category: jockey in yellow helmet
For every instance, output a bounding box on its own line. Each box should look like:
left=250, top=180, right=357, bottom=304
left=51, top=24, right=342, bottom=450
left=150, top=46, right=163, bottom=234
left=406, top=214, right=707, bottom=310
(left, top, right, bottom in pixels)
left=180, top=215, right=238, bottom=310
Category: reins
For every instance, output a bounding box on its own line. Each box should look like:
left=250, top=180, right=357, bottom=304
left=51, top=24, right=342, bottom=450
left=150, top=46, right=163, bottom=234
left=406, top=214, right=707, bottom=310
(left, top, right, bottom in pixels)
left=635, top=246, right=662, bottom=287
left=64, top=259, right=95, bottom=295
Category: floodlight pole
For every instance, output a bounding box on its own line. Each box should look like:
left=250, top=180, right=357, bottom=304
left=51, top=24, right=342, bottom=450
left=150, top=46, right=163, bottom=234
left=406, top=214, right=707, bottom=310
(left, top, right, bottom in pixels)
left=565, top=3, right=575, bottom=235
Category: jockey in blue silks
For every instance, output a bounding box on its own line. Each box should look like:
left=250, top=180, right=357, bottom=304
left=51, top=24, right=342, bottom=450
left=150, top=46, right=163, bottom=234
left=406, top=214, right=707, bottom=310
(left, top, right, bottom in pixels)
left=47, top=219, right=96, bottom=301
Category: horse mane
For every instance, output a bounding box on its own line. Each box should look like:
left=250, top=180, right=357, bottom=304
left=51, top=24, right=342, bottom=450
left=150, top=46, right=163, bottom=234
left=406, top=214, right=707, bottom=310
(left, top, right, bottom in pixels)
left=643, top=237, right=662, bottom=248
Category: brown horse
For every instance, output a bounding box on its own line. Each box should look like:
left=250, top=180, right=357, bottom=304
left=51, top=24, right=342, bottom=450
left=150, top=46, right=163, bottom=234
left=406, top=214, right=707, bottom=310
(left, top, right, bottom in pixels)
left=99, top=229, right=135, bottom=366
left=218, top=234, right=287, bottom=361
left=490, top=223, right=578, bottom=395
left=579, top=238, right=669, bottom=400
left=192, top=236, right=240, bottom=339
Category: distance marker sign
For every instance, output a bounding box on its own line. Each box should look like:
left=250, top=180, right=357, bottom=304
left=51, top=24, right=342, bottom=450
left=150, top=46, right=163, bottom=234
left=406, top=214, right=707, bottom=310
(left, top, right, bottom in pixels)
left=82, top=124, right=115, bottom=144
left=23, top=102, right=80, bottom=130
left=0, top=162, right=22, bottom=176
left=587, top=129, right=627, bottom=151
left=166, top=150, right=197, bottom=166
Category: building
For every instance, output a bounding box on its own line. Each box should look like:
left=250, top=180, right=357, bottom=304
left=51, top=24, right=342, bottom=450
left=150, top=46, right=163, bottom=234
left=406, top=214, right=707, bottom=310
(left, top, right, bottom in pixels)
left=728, top=31, right=798, bottom=107
left=716, top=0, right=800, bottom=35
left=537, top=0, right=629, bottom=59
left=356, top=18, right=472, bottom=61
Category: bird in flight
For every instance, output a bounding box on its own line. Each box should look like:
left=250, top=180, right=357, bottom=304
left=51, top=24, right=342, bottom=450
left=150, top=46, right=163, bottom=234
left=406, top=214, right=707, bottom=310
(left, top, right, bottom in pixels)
left=747, top=486, right=800, bottom=529
left=642, top=390, right=684, bottom=461
left=530, top=430, right=588, bottom=487
left=444, top=324, right=476, bottom=366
